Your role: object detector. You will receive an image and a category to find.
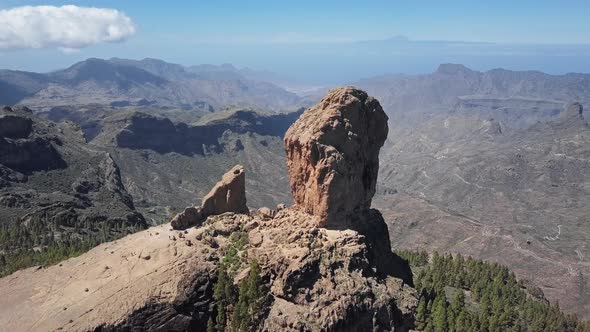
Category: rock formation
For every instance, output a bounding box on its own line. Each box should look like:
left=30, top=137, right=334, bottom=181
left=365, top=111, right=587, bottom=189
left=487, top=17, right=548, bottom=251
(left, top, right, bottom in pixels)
left=0, top=88, right=416, bottom=331
left=171, top=165, right=248, bottom=229
left=0, top=106, right=145, bottom=224
left=284, top=86, right=389, bottom=226
left=0, top=209, right=416, bottom=332
left=0, top=110, right=33, bottom=139
left=561, top=102, right=585, bottom=123
left=201, top=165, right=248, bottom=215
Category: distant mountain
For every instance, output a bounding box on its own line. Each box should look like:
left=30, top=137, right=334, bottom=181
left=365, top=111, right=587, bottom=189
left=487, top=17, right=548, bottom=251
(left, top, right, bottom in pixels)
left=0, top=70, right=50, bottom=105
left=50, top=58, right=168, bottom=87
left=109, top=57, right=195, bottom=81
left=0, top=58, right=304, bottom=112
left=357, top=63, right=590, bottom=125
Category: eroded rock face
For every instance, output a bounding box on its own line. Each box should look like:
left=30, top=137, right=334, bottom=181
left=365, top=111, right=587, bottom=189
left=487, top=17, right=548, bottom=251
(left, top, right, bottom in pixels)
left=171, top=165, right=248, bottom=229
left=200, top=165, right=248, bottom=216
left=170, top=206, right=203, bottom=230
left=248, top=209, right=416, bottom=331
left=0, top=113, right=33, bottom=139
left=284, top=86, right=389, bottom=226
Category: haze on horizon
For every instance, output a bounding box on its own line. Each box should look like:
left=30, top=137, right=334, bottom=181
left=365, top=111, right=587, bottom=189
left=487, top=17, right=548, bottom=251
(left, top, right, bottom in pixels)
left=1, top=0, right=590, bottom=84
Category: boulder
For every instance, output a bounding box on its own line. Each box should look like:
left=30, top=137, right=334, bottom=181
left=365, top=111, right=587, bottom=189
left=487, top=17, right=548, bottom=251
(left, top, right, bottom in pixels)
left=200, top=165, right=248, bottom=216
left=284, top=86, right=389, bottom=226
left=257, top=206, right=273, bottom=219
left=171, top=165, right=248, bottom=229
left=171, top=206, right=204, bottom=230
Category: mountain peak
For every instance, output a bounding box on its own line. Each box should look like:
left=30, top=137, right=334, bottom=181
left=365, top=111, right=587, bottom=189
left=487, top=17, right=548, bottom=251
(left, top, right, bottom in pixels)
left=436, top=63, right=473, bottom=75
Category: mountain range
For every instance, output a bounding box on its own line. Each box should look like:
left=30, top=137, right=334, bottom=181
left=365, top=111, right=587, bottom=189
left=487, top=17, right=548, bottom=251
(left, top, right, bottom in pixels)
left=0, top=58, right=305, bottom=112
left=357, top=63, right=590, bottom=125
left=0, top=58, right=590, bottom=320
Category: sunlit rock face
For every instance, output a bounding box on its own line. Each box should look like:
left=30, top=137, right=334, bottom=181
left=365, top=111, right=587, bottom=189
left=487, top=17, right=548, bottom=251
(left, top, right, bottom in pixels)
left=284, top=86, right=388, bottom=226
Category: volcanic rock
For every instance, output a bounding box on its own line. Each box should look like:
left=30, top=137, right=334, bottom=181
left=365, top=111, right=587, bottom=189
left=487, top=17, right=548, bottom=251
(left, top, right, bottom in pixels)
left=561, top=102, right=584, bottom=121
left=170, top=206, right=203, bottom=230
left=0, top=209, right=417, bottom=332
left=284, top=86, right=389, bottom=226
left=0, top=112, right=33, bottom=139
left=171, top=165, right=248, bottom=229
left=200, top=165, right=248, bottom=216
left=256, top=206, right=274, bottom=219
left=0, top=88, right=417, bottom=331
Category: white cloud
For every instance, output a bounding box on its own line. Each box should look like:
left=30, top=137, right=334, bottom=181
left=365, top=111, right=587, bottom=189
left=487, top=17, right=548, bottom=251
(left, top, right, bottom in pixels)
left=0, top=5, right=136, bottom=50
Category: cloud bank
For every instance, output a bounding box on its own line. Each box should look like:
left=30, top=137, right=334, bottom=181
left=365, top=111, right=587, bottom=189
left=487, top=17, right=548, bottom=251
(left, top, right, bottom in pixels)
left=0, top=5, right=136, bottom=50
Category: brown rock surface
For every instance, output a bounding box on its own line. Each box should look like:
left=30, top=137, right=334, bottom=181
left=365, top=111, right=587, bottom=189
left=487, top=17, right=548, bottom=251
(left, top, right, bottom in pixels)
left=171, top=165, right=248, bottom=229
left=200, top=165, right=248, bottom=216
left=170, top=206, right=203, bottom=230
left=284, top=86, right=389, bottom=226
left=0, top=222, right=220, bottom=332
left=0, top=88, right=416, bottom=331
left=0, top=211, right=416, bottom=332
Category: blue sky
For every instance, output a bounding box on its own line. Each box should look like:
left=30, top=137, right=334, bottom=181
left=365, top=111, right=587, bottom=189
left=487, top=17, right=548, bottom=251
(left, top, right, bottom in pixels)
left=1, top=1, right=590, bottom=83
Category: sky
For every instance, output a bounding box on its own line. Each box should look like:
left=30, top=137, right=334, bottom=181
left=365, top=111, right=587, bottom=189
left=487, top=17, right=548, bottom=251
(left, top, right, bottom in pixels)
left=1, top=0, right=590, bottom=83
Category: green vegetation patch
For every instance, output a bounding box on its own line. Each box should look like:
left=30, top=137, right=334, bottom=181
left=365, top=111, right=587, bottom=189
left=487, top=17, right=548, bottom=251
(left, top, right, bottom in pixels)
left=208, top=229, right=265, bottom=332
left=396, top=249, right=590, bottom=332
left=0, top=216, right=145, bottom=277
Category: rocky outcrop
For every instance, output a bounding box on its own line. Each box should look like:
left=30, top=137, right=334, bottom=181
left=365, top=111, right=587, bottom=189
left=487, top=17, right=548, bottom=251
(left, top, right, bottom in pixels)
left=248, top=209, right=416, bottom=331
left=284, top=86, right=388, bottom=226
left=0, top=108, right=33, bottom=139
left=0, top=106, right=146, bottom=256
left=561, top=102, right=585, bottom=121
left=0, top=107, right=66, bottom=174
left=171, top=165, right=248, bottom=229
left=201, top=165, right=248, bottom=216
left=0, top=210, right=416, bottom=332
left=0, top=88, right=416, bottom=331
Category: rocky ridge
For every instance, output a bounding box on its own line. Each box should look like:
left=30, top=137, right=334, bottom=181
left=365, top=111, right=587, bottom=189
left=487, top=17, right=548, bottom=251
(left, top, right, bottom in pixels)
left=0, top=58, right=303, bottom=111
left=0, top=87, right=417, bottom=331
left=0, top=106, right=145, bottom=233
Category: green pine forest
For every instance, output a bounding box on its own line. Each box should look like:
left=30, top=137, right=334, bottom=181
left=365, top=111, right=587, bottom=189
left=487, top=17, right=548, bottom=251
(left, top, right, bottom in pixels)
left=397, top=250, right=590, bottom=332
left=0, top=214, right=145, bottom=277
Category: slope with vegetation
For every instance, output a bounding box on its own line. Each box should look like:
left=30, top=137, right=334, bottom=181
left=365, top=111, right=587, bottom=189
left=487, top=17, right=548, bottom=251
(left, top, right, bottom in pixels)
left=0, top=106, right=146, bottom=276
left=398, top=250, right=590, bottom=331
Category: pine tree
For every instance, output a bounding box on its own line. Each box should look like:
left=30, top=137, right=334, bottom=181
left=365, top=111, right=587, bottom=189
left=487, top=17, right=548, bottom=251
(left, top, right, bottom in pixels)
left=417, top=296, right=428, bottom=322
left=432, top=295, right=448, bottom=332
left=450, top=290, right=466, bottom=317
